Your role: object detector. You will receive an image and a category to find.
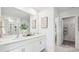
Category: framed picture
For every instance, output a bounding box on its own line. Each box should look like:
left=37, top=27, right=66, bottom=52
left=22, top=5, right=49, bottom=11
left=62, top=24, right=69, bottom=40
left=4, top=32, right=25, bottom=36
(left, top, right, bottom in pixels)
left=78, top=17, right=79, bottom=31
left=41, top=17, right=48, bottom=28
left=32, top=20, right=36, bottom=29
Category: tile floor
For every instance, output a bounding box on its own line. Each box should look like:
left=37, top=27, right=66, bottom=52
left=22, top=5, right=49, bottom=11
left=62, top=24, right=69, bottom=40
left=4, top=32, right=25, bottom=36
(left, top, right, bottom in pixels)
left=55, top=40, right=79, bottom=52
left=55, top=45, right=79, bottom=52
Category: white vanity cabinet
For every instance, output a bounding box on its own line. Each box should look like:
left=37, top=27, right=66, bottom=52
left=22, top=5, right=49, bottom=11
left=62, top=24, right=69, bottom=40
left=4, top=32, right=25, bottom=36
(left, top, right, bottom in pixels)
left=24, top=35, right=46, bottom=52
left=40, top=38, right=46, bottom=51
left=9, top=46, right=23, bottom=52
left=0, top=41, right=26, bottom=52
left=0, top=35, right=46, bottom=52
left=24, top=40, right=40, bottom=52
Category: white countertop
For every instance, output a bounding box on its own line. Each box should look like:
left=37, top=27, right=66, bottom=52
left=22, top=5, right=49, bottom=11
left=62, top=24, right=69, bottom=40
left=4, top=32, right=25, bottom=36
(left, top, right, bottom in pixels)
left=0, top=34, right=45, bottom=45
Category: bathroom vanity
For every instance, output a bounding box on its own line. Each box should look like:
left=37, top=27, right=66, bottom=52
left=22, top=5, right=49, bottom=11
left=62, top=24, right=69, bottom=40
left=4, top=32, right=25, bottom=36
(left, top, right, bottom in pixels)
left=0, top=34, right=46, bottom=52
left=0, top=7, right=46, bottom=52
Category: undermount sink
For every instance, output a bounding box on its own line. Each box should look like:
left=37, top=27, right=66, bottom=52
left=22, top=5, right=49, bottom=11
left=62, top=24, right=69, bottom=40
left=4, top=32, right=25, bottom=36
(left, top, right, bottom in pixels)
left=22, top=34, right=34, bottom=37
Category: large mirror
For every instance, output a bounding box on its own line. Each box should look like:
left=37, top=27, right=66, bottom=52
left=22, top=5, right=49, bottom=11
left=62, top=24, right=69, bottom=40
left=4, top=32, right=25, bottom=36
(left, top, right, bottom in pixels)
left=3, top=16, right=20, bottom=35
left=1, top=7, right=30, bottom=37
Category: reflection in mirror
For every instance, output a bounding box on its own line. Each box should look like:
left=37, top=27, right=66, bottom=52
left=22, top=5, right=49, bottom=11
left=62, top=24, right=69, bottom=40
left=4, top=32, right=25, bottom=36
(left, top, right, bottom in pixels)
left=0, top=7, right=30, bottom=38
left=3, top=17, right=20, bottom=35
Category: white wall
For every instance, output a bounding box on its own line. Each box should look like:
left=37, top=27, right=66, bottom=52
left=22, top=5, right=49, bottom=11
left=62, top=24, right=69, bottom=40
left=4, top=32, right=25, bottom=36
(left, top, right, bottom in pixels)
left=38, top=8, right=55, bottom=52
left=60, top=8, right=79, bottom=17
left=30, top=8, right=55, bottom=52
left=55, top=8, right=79, bottom=49
left=0, top=8, right=1, bottom=16
left=54, top=8, right=64, bottom=46
left=54, top=8, right=60, bottom=18
left=0, top=7, right=2, bottom=37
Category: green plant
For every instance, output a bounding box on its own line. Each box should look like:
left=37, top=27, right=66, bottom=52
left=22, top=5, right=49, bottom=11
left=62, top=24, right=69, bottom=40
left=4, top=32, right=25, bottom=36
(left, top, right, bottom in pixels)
left=20, top=24, right=28, bottom=30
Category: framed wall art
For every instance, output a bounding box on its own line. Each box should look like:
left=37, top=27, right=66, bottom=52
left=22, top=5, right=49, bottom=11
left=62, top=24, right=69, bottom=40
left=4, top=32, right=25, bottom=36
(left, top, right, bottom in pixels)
left=32, top=20, right=36, bottom=29
left=41, top=17, right=48, bottom=28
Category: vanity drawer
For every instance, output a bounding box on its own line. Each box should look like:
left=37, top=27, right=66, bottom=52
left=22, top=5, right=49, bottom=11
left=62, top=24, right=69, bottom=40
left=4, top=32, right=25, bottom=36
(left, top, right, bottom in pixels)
left=0, top=40, right=26, bottom=52
left=0, top=35, right=46, bottom=52
left=40, top=37, right=46, bottom=51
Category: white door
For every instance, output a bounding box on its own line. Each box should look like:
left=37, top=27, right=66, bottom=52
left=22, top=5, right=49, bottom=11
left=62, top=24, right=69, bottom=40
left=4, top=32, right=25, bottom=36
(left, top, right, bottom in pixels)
left=55, top=17, right=63, bottom=46
left=75, top=17, right=79, bottom=49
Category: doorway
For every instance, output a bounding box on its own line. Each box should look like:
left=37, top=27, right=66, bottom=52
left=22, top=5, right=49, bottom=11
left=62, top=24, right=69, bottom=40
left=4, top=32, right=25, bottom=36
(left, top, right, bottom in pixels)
left=62, top=16, right=75, bottom=47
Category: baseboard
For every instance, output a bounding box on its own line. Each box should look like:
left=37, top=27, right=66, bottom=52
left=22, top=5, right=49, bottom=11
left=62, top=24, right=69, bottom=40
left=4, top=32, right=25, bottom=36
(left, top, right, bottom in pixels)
left=63, top=40, right=75, bottom=44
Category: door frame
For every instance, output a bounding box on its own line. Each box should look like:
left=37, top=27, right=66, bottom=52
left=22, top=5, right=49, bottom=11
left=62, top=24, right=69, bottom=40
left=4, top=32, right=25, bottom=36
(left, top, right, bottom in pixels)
left=75, top=16, right=79, bottom=49
left=60, top=16, right=76, bottom=47
left=55, top=16, right=63, bottom=46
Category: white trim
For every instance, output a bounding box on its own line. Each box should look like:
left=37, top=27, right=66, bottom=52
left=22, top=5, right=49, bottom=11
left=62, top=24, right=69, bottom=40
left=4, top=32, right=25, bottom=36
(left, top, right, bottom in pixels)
left=60, top=16, right=76, bottom=47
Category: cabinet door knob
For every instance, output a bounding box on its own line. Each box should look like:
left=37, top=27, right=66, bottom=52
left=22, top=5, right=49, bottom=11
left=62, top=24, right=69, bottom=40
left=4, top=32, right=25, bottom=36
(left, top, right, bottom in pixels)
left=40, top=41, right=42, bottom=44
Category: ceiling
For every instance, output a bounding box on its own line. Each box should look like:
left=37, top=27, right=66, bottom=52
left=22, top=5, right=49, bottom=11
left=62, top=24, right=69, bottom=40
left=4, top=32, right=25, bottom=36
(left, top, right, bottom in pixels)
left=1, top=7, right=30, bottom=17
left=2, top=7, right=79, bottom=17
left=32, top=7, right=79, bottom=13
left=32, top=7, right=50, bottom=12
left=55, top=7, right=79, bottom=13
